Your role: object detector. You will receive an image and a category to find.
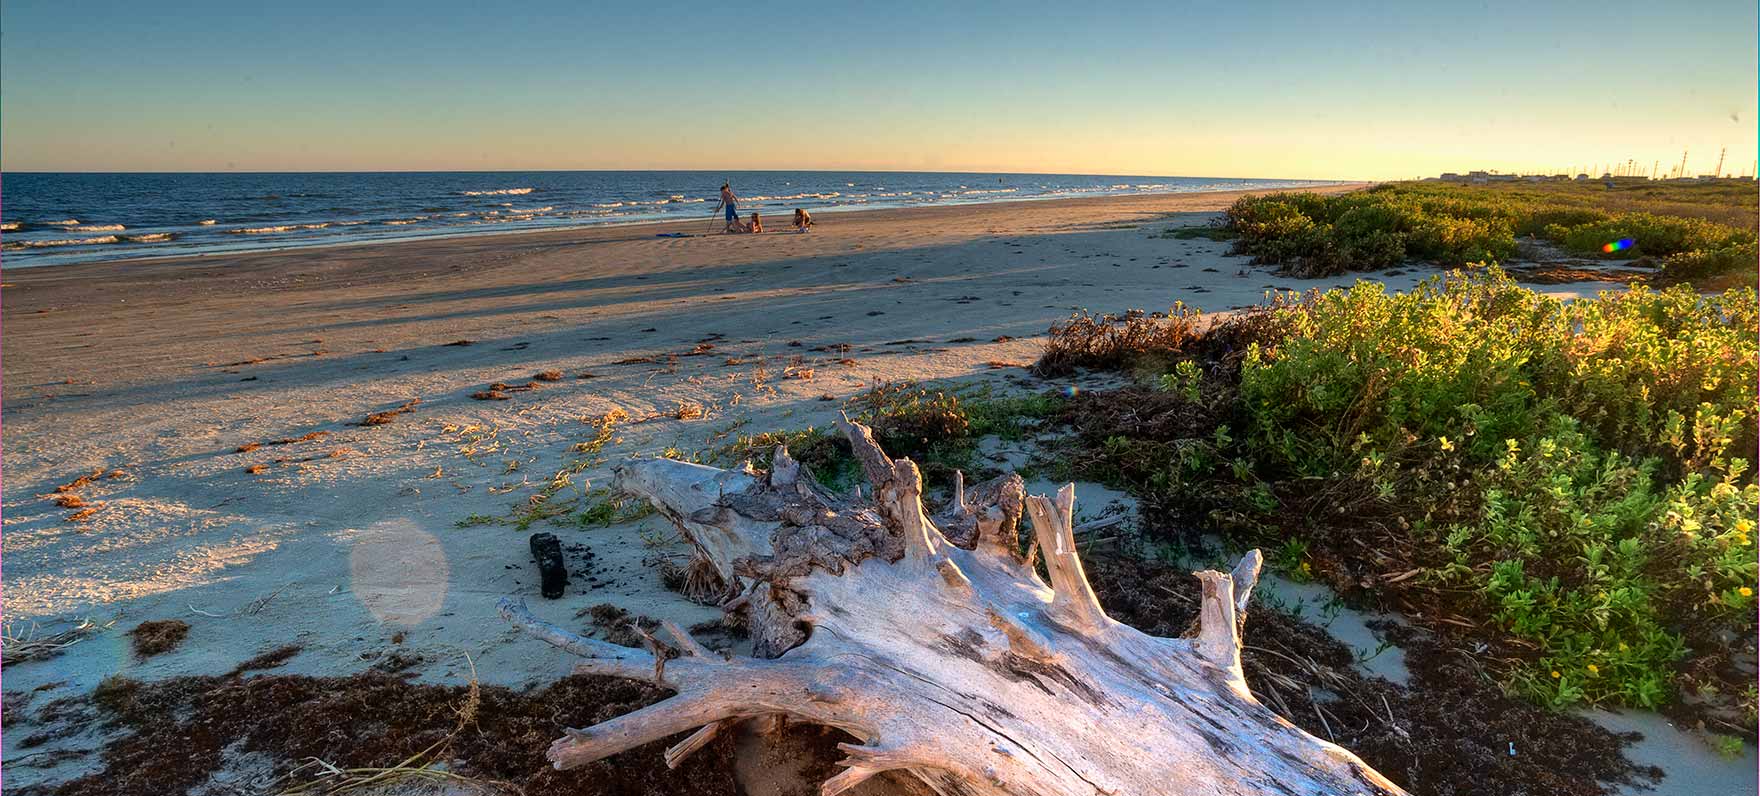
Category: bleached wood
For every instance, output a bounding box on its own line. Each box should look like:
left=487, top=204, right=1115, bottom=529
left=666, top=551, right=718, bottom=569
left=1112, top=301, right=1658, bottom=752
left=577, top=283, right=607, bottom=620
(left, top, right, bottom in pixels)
left=503, top=420, right=1408, bottom=796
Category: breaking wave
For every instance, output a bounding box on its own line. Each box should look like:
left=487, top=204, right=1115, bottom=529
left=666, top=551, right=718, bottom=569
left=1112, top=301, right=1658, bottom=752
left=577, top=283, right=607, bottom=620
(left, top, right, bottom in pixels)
left=230, top=223, right=331, bottom=234
left=2, top=235, right=122, bottom=250
left=458, top=187, right=534, bottom=196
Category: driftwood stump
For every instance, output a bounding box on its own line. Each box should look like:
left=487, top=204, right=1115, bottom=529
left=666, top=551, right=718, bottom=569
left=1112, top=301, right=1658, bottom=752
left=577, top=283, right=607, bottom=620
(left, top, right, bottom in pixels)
left=499, top=417, right=1407, bottom=796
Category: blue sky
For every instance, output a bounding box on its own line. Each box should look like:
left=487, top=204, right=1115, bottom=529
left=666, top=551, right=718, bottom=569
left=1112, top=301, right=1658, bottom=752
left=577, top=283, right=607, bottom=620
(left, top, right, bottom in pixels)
left=3, top=0, right=1755, bottom=178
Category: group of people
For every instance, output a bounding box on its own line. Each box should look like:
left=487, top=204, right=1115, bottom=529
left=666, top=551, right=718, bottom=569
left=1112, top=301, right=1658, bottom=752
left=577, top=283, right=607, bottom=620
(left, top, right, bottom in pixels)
left=717, top=183, right=813, bottom=234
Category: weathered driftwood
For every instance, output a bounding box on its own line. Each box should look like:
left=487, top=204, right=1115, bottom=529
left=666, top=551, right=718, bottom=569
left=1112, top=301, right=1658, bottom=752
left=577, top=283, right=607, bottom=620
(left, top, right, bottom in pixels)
left=498, top=416, right=1407, bottom=796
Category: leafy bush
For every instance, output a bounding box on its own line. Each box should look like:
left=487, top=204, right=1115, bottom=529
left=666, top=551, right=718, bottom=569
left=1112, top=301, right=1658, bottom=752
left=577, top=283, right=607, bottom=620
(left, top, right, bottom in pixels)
left=1239, top=271, right=1758, bottom=709
left=1053, top=268, right=1759, bottom=717
left=1550, top=212, right=1752, bottom=259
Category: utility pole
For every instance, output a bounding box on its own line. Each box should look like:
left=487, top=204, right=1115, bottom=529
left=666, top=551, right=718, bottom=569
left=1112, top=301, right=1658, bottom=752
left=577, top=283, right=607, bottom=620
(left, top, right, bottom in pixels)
left=1677, top=149, right=1689, bottom=179
left=1714, top=147, right=1726, bottom=178
left=1652, top=160, right=1659, bottom=180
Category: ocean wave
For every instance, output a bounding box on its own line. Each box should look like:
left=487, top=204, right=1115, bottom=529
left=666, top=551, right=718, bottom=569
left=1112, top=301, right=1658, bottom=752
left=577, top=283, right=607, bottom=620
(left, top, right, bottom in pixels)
left=741, top=192, right=842, bottom=202
left=44, top=219, right=81, bottom=226
left=1, top=221, right=20, bottom=232
left=381, top=218, right=425, bottom=225
left=458, top=187, right=534, bottom=196
left=504, top=206, right=554, bottom=214
left=197, top=219, right=218, bottom=226
left=2, top=235, right=122, bottom=250
left=70, top=223, right=126, bottom=232
left=953, top=188, right=1018, bottom=196
left=125, top=232, right=177, bottom=243
left=230, top=223, right=330, bottom=234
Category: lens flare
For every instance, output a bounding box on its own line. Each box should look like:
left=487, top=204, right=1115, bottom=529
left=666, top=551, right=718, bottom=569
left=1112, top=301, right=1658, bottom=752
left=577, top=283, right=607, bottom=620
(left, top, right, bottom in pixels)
left=1063, top=385, right=1080, bottom=398
left=1601, top=238, right=1635, bottom=254
left=350, top=519, right=450, bottom=626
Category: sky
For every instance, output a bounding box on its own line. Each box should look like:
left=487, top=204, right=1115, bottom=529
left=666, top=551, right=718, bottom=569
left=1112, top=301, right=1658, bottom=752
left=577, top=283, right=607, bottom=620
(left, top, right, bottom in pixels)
left=2, top=0, right=1756, bottom=180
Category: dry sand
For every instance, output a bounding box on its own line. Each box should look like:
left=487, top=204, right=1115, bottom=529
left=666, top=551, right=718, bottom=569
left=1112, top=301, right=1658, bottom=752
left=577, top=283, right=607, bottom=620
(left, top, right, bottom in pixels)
left=2, top=185, right=1668, bottom=790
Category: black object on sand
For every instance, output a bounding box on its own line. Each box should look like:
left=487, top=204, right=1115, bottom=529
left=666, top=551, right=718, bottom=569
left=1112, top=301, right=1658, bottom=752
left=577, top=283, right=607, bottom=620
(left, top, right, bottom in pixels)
left=530, top=532, right=568, bottom=598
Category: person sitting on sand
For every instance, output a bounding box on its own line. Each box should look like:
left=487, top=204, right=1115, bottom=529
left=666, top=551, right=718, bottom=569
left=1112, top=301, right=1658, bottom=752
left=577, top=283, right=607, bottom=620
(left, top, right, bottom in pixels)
left=748, top=212, right=763, bottom=233
left=793, top=208, right=814, bottom=232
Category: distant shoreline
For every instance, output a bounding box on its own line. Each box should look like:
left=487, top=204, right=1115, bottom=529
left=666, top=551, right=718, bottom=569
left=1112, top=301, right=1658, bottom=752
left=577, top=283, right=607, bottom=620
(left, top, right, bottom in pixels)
left=1, top=181, right=1369, bottom=275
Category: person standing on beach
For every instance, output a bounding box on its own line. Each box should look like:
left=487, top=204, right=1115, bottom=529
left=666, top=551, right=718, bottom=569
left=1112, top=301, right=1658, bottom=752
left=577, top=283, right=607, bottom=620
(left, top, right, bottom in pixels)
left=719, top=183, right=739, bottom=232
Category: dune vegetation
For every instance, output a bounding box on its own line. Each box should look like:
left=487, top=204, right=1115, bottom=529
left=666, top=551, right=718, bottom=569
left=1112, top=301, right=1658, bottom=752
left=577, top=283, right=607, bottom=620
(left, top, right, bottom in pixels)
left=1221, top=180, right=1759, bottom=281
left=1040, top=267, right=1757, bottom=735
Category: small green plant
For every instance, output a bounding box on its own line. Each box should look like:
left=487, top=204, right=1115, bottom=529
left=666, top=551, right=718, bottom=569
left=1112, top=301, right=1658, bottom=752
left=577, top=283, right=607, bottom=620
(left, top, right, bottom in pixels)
left=576, top=488, right=655, bottom=527
left=1707, top=734, right=1747, bottom=760
left=1157, top=360, right=1203, bottom=402
left=1273, top=539, right=1312, bottom=582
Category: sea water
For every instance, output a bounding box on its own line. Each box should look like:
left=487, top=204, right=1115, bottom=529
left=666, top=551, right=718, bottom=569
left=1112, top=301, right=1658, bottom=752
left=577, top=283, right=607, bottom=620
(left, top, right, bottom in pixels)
left=0, top=170, right=1338, bottom=267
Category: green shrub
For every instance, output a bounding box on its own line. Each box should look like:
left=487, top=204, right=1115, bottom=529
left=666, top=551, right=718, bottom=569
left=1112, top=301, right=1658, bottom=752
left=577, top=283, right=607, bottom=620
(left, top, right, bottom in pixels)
left=1062, top=267, right=1758, bottom=714
left=1220, top=181, right=1756, bottom=280
left=1550, top=212, right=1753, bottom=260
left=1236, top=270, right=1759, bottom=709
left=1660, top=240, right=1758, bottom=281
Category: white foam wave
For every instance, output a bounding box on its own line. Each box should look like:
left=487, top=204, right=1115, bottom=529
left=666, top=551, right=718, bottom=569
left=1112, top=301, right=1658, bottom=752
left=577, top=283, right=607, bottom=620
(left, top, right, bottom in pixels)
left=44, top=219, right=80, bottom=226
left=70, top=223, right=126, bottom=232
left=1, top=221, right=20, bottom=232
left=459, top=188, right=534, bottom=196
left=126, top=232, right=176, bottom=243
left=3, top=235, right=121, bottom=250
left=741, top=192, right=842, bottom=202
left=230, top=223, right=330, bottom=234
left=197, top=219, right=218, bottom=226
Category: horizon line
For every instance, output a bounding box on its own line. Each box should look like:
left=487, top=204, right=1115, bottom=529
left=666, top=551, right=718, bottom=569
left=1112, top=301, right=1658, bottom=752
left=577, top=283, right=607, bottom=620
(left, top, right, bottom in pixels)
left=0, top=167, right=1360, bottom=180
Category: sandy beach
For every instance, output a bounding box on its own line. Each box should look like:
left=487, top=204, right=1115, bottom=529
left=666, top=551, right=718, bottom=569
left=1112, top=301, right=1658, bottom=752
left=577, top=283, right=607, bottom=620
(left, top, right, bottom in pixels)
left=3, top=184, right=1688, bottom=792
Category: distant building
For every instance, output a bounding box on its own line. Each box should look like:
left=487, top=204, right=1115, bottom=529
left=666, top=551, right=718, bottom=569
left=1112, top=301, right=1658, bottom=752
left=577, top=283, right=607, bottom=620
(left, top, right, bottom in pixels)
left=1574, top=174, right=1590, bottom=180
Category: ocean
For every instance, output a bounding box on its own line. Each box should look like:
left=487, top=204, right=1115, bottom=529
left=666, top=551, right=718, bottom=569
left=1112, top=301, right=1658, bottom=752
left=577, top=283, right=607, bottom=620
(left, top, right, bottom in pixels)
left=0, top=171, right=1338, bottom=267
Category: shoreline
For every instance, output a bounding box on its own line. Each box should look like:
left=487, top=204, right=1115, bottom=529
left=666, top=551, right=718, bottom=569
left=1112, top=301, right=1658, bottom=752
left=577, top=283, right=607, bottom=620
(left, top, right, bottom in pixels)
left=1, top=182, right=1368, bottom=276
